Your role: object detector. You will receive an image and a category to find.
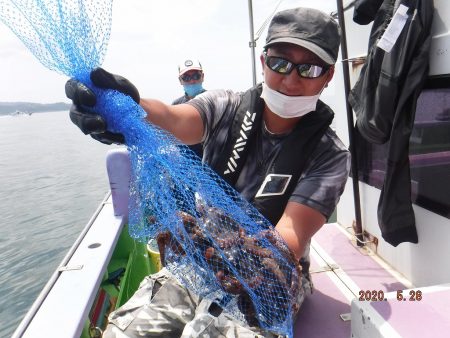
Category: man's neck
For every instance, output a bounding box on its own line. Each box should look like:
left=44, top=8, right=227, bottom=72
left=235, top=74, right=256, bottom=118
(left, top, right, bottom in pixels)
left=263, top=107, right=301, bottom=135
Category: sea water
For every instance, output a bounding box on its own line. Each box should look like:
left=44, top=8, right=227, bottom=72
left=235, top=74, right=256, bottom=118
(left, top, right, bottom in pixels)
left=0, top=111, right=118, bottom=337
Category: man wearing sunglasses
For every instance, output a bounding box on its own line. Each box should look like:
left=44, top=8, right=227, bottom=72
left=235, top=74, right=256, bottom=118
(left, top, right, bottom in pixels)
left=66, top=6, right=350, bottom=338
left=172, top=59, right=206, bottom=157
left=172, top=59, right=206, bottom=105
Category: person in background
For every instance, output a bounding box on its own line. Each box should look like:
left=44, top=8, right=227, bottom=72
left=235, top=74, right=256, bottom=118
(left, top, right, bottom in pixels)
left=172, top=59, right=206, bottom=104
left=66, top=7, right=350, bottom=338
left=172, top=58, right=206, bottom=157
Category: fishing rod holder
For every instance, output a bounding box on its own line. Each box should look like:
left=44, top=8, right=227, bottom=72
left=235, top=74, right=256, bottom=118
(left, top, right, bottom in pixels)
left=344, top=221, right=379, bottom=252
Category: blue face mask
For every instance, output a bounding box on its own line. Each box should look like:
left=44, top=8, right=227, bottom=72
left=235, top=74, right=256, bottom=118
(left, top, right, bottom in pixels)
left=183, top=83, right=204, bottom=97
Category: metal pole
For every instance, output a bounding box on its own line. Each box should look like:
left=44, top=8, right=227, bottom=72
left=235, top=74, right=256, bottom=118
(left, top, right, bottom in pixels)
left=248, top=0, right=257, bottom=86
left=336, top=0, right=364, bottom=246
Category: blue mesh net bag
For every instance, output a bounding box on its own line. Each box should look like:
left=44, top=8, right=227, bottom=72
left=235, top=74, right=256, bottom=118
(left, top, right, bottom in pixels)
left=0, top=1, right=301, bottom=336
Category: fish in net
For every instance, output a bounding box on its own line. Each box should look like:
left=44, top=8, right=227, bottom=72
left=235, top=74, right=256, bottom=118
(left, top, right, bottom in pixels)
left=0, top=1, right=301, bottom=336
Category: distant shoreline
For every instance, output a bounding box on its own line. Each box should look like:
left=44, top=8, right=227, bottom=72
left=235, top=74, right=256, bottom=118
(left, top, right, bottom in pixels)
left=0, top=102, right=71, bottom=116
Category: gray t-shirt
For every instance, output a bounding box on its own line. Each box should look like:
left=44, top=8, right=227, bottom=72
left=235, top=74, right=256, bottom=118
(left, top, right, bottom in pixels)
left=188, top=88, right=350, bottom=219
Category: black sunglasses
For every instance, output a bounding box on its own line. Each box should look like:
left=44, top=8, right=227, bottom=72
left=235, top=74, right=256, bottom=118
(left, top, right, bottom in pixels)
left=180, top=72, right=202, bottom=82
left=264, top=52, right=329, bottom=79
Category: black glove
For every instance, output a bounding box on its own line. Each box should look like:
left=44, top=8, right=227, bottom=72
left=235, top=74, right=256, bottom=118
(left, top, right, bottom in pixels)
left=65, top=67, right=140, bottom=145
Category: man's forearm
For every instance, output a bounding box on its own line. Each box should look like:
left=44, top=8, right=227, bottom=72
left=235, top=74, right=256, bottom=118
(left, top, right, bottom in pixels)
left=140, top=98, right=204, bottom=144
left=276, top=202, right=326, bottom=259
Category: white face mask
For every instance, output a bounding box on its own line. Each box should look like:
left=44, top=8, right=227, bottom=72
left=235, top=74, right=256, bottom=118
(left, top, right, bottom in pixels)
left=260, top=83, right=322, bottom=119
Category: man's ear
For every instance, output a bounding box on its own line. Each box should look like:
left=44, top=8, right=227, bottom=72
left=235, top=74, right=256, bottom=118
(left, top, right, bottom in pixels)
left=260, top=53, right=267, bottom=79
left=326, top=66, right=335, bottom=84
left=260, top=53, right=265, bottom=67
left=179, top=77, right=184, bottom=85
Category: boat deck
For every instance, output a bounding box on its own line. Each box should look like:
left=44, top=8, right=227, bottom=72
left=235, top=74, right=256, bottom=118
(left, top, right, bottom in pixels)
left=295, top=222, right=407, bottom=337
left=294, top=222, right=450, bottom=338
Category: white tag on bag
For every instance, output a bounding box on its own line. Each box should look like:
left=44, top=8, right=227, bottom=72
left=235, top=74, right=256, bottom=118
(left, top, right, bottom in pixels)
left=377, top=4, right=410, bottom=53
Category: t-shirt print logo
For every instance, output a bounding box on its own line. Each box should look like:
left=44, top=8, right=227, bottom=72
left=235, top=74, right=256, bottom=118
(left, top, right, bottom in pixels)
left=255, top=174, right=292, bottom=198
left=223, top=110, right=256, bottom=175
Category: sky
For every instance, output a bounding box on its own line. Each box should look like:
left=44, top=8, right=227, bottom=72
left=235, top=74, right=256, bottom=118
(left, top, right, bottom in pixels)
left=0, top=0, right=338, bottom=104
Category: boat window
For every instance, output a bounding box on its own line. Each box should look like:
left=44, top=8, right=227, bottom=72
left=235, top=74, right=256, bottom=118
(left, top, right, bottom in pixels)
left=355, top=78, right=450, bottom=219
